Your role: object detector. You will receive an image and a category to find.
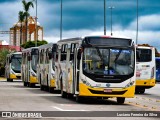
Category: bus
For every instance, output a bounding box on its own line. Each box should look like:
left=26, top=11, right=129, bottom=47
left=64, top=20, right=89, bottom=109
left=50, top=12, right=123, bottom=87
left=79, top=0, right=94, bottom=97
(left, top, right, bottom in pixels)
left=22, top=47, right=39, bottom=87
left=136, top=46, right=156, bottom=94
left=56, top=36, right=136, bottom=104
left=5, top=52, right=22, bottom=82
left=37, top=43, right=59, bottom=92
left=155, top=57, right=160, bottom=82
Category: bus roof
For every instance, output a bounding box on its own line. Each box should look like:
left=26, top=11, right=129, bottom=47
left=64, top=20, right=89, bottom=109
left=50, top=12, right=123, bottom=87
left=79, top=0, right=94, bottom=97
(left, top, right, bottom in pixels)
left=22, top=47, right=39, bottom=52
left=38, top=43, right=56, bottom=50
left=136, top=46, right=154, bottom=49
left=57, top=35, right=132, bottom=44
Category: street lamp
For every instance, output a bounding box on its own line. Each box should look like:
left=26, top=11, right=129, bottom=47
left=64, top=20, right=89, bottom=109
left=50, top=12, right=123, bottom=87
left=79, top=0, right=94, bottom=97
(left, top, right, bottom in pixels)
left=104, top=0, right=106, bottom=35
left=136, top=0, right=139, bottom=44
left=108, top=6, right=115, bottom=36
left=35, top=0, right=38, bottom=47
left=60, top=0, right=63, bottom=40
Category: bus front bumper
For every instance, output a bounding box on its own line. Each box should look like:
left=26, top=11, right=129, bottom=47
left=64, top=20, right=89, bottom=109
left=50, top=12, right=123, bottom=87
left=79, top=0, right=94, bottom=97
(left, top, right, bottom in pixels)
left=79, top=83, right=135, bottom=98
left=10, top=74, right=21, bottom=79
left=30, top=76, right=38, bottom=84
left=136, top=79, right=155, bottom=89
left=50, top=79, right=55, bottom=88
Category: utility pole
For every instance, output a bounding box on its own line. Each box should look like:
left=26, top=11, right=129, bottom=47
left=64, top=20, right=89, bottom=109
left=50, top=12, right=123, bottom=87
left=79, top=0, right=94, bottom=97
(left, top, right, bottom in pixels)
left=108, top=6, right=114, bottom=36
left=60, top=0, right=62, bottom=40
left=136, top=0, right=139, bottom=44
left=35, top=0, right=38, bottom=47
left=104, top=0, right=106, bottom=35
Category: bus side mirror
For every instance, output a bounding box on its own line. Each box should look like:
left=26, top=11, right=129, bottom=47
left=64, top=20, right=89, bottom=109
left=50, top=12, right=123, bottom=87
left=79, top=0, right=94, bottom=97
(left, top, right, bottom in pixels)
left=28, top=56, right=31, bottom=61
left=48, top=52, right=52, bottom=59
left=9, top=58, right=11, bottom=63
left=77, top=49, right=81, bottom=60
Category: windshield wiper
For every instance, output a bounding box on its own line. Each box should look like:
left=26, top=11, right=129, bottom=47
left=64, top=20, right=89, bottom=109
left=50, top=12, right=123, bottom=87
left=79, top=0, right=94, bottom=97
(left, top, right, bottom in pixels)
left=114, top=49, right=122, bottom=63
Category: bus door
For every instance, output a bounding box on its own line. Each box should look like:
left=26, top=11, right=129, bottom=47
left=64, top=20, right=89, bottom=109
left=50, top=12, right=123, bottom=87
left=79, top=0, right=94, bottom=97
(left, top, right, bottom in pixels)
left=73, top=48, right=80, bottom=94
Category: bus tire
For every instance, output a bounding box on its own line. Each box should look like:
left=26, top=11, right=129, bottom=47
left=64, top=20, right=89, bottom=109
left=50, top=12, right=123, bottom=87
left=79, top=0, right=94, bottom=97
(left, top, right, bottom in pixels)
left=7, top=78, right=10, bottom=82
left=139, top=89, right=145, bottom=94
left=40, top=84, right=44, bottom=90
left=117, top=97, right=125, bottom=104
left=49, top=87, right=54, bottom=93
left=76, top=96, right=83, bottom=103
left=29, top=83, right=35, bottom=88
left=60, top=80, right=67, bottom=98
left=23, top=82, right=27, bottom=86
left=10, top=79, right=13, bottom=82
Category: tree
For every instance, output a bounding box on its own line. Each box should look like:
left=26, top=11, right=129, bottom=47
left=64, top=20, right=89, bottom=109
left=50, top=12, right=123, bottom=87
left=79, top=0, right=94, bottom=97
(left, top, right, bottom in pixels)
left=22, top=0, right=34, bottom=43
left=21, top=40, right=48, bottom=49
left=18, top=11, right=25, bottom=46
left=0, top=48, right=15, bottom=76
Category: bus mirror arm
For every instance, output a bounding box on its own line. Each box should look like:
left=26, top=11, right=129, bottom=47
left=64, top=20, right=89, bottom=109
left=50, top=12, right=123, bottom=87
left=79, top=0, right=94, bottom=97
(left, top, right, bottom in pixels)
left=77, top=49, right=81, bottom=60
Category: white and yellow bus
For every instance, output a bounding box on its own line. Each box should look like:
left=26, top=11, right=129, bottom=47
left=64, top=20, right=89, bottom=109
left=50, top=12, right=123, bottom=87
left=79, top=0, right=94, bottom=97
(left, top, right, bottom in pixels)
left=5, top=52, right=22, bottom=82
left=56, top=36, right=136, bottom=104
left=37, top=43, right=59, bottom=92
left=136, top=46, right=156, bottom=94
left=22, top=47, right=39, bottom=87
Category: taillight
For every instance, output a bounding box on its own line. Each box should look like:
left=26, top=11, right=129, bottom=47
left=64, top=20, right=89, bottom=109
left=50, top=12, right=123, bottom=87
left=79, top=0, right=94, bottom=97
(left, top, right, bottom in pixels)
left=151, top=67, right=154, bottom=78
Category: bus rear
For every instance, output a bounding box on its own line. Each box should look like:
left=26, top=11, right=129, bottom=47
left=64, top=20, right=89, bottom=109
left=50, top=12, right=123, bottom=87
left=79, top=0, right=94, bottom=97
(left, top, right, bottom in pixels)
left=136, top=46, right=156, bottom=93
left=156, top=57, right=160, bottom=82
left=5, top=52, right=22, bottom=82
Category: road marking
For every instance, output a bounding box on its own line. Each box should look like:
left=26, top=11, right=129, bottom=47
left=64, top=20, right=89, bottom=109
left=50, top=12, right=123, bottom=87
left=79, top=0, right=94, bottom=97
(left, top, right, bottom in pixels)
left=52, top=106, right=88, bottom=111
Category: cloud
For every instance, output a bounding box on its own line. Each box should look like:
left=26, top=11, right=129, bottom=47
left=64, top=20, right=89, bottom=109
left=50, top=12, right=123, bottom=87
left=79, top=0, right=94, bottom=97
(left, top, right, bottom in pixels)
left=129, top=14, right=160, bottom=31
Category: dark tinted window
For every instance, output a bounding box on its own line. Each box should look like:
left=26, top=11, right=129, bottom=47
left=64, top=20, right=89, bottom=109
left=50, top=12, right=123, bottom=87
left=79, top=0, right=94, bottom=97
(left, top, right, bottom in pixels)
left=83, top=37, right=131, bottom=46
left=136, top=49, right=152, bottom=62
left=156, top=59, right=160, bottom=68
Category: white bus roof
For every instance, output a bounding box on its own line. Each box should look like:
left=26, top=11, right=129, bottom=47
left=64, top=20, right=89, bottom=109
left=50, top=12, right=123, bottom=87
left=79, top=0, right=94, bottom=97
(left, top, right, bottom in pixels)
left=136, top=46, right=154, bottom=49
left=38, top=43, right=56, bottom=50
left=22, top=47, right=39, bottom=52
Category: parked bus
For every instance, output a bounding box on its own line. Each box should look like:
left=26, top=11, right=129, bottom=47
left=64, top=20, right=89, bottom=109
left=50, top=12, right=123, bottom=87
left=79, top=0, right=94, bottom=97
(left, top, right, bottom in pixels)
left=155, top=57, right=160, bottom=82
left=5, top=52, right=22, bottom=82
left=136, top=46, right=156, bottom=94
left=56, top=36, right=136, bottom=104
left=37, top=43, right=59, bottom=92
left=22, top=47, right=39, bottom=87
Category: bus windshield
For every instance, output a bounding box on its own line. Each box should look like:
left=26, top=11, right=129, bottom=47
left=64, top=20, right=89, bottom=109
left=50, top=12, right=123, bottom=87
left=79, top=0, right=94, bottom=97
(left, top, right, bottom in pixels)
left=31, top=55, right=38, bottom=72
left=136, top=48, right=152, bottom=62
left=83, top=47, right=134, bottom=75
left=11, top=55, right=22, bottom=73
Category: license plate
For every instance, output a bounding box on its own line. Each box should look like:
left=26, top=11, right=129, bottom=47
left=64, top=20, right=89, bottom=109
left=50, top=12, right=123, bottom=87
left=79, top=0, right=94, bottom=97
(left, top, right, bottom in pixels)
left=104, top=89, right=112, bottom=93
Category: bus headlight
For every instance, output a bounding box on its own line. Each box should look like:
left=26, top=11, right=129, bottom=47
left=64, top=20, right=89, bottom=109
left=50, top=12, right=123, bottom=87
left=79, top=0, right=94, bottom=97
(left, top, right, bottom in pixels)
left=31, top=71, right=36, bottom=77
left=125, top=81, right=134, bottom=88
left=81, top=79, right=91, bottom=87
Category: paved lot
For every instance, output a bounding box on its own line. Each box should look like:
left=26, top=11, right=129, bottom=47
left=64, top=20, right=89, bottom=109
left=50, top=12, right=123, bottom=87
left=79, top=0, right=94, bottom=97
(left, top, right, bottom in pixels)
left=0, top=79, right=159, bottom=119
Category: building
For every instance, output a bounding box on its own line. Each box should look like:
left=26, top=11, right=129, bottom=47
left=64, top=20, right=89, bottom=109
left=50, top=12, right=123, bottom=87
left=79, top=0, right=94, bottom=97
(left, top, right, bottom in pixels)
left=10, top=16, right=43, bottom=46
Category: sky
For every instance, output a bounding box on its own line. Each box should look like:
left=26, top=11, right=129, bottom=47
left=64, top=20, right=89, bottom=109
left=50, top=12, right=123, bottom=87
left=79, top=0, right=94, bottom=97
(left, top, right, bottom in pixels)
left=0, top=0, right=160, bottom=50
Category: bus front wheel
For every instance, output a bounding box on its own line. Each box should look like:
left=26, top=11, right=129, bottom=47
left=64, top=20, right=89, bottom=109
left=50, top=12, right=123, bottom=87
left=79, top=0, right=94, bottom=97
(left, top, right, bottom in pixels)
left=23, top=82, right=27, bottom=86
left=117, top=97, right=125, bottom=104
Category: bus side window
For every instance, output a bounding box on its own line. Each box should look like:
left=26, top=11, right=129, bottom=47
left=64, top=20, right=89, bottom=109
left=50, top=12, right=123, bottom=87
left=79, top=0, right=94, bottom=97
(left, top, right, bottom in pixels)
left=46, top=49, right=50, bottom=64
left=61, top=44, right=67, bottom=61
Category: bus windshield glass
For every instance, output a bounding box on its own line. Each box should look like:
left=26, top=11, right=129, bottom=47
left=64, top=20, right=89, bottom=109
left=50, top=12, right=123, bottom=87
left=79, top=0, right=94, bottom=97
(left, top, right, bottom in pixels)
left=136, top=48, right=152, bottom=62
left=11, top=54, right=22, bottom=72
left=83, top=47, right=134, bottom=75
left=31, top=55, right=38, bottom=72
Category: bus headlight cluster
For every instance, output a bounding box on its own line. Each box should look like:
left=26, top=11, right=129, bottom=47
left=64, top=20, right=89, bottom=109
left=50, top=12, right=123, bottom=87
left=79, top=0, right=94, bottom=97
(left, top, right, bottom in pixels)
left=51, top=73, right=55, bottom=79
left=81, top=79, right=91, bottom=87
left=125, top=81, right=134, bottom=88
left=31, top=71, right=36, bottom=77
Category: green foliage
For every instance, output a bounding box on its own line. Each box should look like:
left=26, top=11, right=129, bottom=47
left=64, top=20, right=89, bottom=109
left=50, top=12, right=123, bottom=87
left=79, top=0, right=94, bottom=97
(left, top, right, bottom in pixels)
left=0, top=48, right=12, bottom=67
left=21, top=40, right=48, bottom=49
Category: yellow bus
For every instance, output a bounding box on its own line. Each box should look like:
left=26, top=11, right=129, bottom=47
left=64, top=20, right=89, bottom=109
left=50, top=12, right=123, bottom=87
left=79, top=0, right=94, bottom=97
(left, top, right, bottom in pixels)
left=22, top=47, right=39, bottom=87
left=37, top=43, right=59, bottom=92
left=136, top=46, right=156, bottom=94
left=5, top=52, right=22, bottom=82
left=56, top=36, right=136, bottom=104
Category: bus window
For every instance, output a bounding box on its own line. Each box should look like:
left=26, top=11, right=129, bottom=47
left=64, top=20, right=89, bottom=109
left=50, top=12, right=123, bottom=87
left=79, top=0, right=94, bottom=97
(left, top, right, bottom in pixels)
left=136, top=49, right=152, bottom=62
left=61, top=44, right=67, bottom=61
